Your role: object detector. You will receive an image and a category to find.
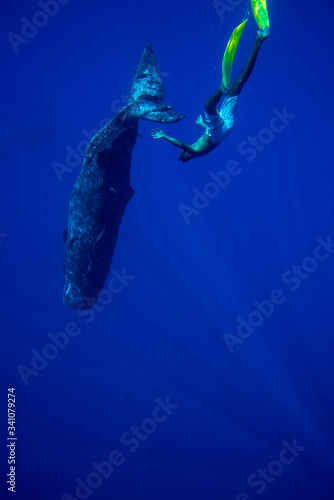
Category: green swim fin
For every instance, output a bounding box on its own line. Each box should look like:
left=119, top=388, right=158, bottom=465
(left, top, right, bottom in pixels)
left=251, top=0, right=270, bottom=31
left=222, top=19, right=248, bottom=93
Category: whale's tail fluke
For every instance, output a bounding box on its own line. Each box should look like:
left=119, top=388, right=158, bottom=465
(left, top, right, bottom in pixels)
left=128, top=43, right=185, bottom=123
left=129, top=43, right=165, bottom=103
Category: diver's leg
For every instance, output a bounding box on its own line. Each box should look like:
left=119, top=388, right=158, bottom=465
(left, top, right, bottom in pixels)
left=205, top=87, right=224, bottom=115
left=229, top=28, right=270, bottom=97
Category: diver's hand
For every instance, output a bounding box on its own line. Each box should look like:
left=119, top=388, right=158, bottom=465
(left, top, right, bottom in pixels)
left=196, top=115, right=204, bottom=126
left=151, top=128, right=165, bottom=139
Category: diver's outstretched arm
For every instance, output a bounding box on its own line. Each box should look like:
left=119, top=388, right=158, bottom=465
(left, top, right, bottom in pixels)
left=229, top=27, right=270, bottom=97
left=151, top=129, right=193, bottom=152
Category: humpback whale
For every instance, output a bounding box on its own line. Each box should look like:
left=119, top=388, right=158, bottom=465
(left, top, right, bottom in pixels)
left=63, top=43, right=184, bottom=310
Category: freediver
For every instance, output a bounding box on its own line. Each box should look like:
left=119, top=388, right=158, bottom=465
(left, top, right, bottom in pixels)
left=152, top=5, right=270, bottom=163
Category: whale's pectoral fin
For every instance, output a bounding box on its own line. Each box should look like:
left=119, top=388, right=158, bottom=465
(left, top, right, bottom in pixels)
left=128, top=43, right=185, bottom=124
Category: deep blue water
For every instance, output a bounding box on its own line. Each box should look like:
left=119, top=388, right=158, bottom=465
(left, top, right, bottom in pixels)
left=1, top=0, right=334, bottom=499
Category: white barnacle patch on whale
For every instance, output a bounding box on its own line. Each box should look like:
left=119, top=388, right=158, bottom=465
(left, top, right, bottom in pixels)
left=96, top=225, right=106, bottom=243
left=109, top=187, right=117, bottom=201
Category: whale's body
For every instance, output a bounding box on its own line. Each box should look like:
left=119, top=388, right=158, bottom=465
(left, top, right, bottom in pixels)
left=63, top=44, right=184, bottom=309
